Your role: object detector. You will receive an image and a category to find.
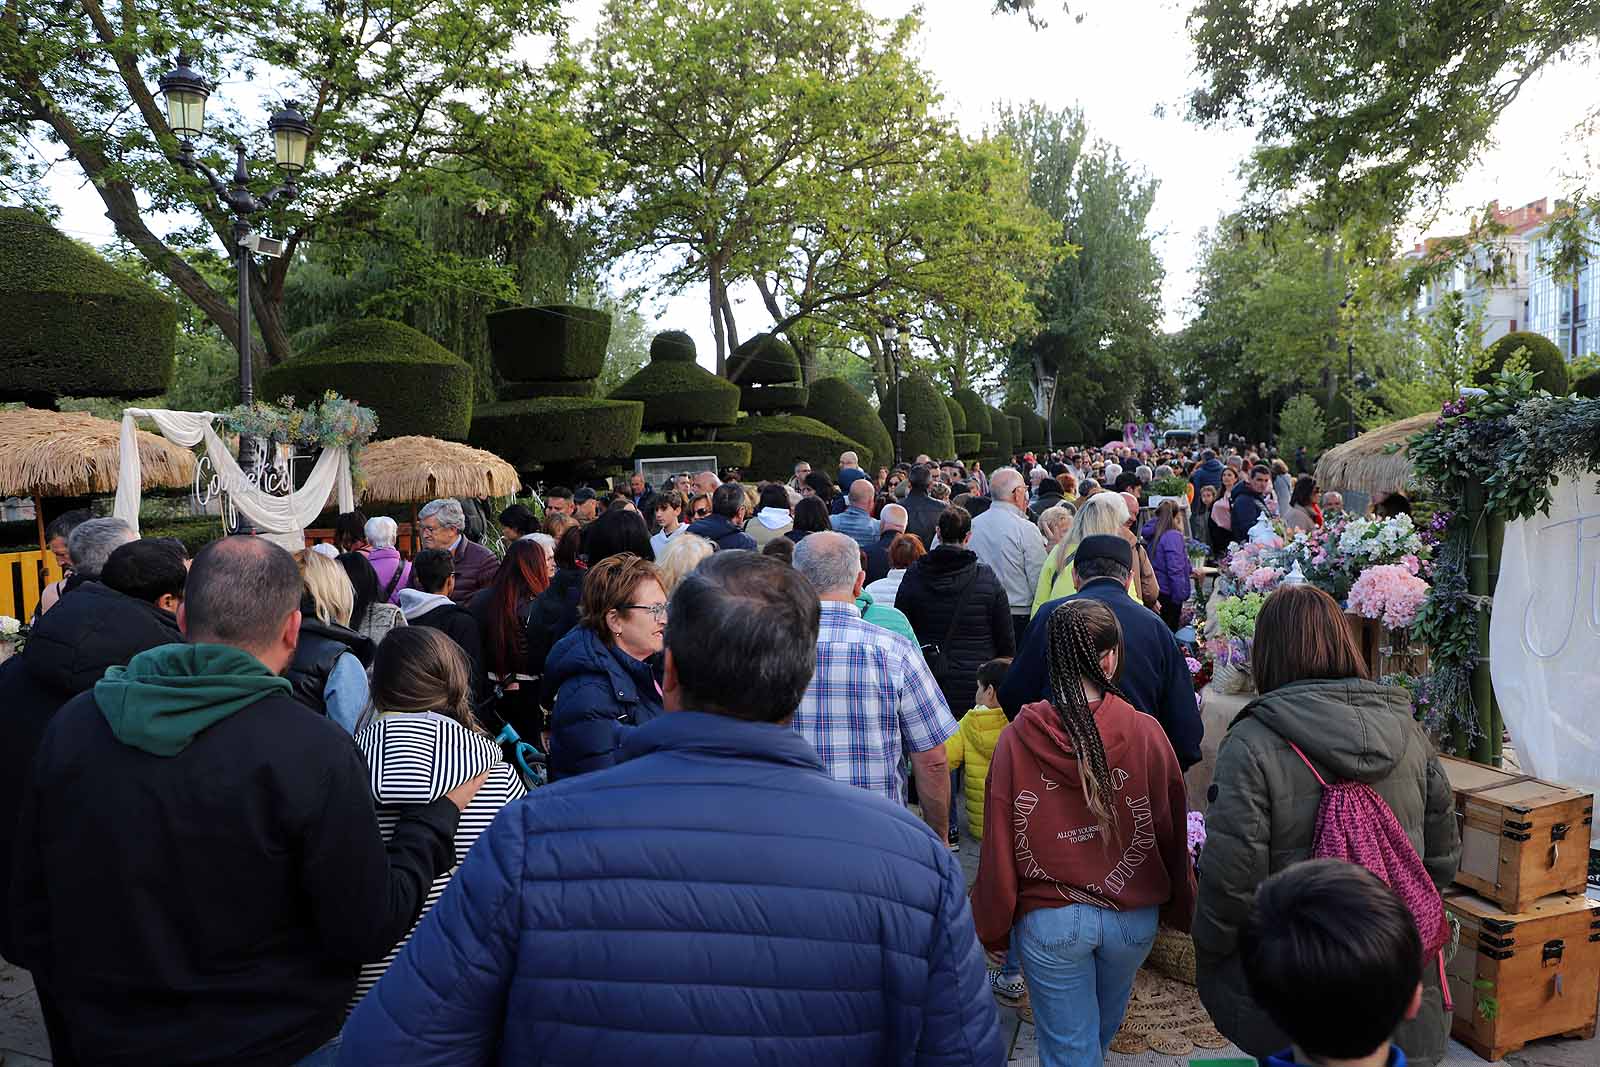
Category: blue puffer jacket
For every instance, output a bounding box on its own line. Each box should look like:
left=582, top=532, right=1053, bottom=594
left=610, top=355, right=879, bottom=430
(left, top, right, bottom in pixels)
left=339, top=712, right=1005, bottom=1067
left=540, top=625, right=663, bottom=780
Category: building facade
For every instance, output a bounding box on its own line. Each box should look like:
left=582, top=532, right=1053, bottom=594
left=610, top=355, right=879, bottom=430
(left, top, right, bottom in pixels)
left=1528, top=213, right=1599, bottom=360
left=1409, top=199, right=1550, bottom=346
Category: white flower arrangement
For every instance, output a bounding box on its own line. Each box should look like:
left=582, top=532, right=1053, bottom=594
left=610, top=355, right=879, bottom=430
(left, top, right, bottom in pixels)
left=0, top=615, right=21, bottom=636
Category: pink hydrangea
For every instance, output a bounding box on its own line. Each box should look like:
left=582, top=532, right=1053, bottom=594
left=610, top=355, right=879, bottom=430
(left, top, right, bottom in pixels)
left=1187, top=811, right=1207, bottom=858
left=1347, top=564, right=1430, bottom=629
left=1245, top=566, right=1282, bottom=591
left=1401, top=554, right=1420, bottom=575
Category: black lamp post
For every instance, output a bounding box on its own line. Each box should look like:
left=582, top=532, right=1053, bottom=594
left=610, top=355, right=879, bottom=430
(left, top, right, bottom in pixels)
left=157, top=54, right=311, bottom=422
left=885, top=321, right=902, bottom=464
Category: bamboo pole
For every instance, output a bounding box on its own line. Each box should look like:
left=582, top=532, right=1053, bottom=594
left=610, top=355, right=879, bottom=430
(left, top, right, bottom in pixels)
left=33, top=494, right=48, bottom=587
left=1465, top=484, right=1496, bottom=764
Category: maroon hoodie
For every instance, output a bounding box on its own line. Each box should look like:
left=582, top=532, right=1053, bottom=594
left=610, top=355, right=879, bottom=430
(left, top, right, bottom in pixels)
left=972, top=694, right=1196, bottom=952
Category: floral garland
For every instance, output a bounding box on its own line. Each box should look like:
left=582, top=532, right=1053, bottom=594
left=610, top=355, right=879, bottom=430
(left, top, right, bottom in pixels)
left=1408, top=367, right=1600, bottom=742
left=218, top=392, right=379, bottom=487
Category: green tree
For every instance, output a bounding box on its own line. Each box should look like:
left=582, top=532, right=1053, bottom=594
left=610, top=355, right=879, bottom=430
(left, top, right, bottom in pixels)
left=1277, top=393, right=1327, bottom=458
left=0, top=0, right=601, bottom=366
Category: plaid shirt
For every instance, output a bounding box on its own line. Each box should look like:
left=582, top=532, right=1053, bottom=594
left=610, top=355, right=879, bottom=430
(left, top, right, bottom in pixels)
left=793, top=601, right=957, bottom=804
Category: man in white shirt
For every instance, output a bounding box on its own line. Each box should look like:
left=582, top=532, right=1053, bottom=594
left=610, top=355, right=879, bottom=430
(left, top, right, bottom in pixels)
left=966, top=468, right=1046, bottom=647
left=649, top=490, right=685, bottom=557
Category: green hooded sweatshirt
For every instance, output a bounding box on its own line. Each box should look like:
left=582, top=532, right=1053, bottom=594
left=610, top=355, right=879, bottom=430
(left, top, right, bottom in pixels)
left=96, top=643, right=294, bottom=757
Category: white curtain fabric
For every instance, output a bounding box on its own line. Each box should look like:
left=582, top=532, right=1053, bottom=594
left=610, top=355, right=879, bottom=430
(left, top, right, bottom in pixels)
left=114, top=408, right=354, bottom=537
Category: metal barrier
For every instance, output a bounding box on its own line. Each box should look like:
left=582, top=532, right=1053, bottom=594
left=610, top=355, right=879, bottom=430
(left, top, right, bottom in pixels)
left=0, top=549, right=64, bottom=621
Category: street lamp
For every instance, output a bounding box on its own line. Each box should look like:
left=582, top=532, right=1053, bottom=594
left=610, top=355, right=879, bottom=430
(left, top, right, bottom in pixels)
left=885, top=321, right=902, bottom=464
left=157, top=53, right=311, bottom=422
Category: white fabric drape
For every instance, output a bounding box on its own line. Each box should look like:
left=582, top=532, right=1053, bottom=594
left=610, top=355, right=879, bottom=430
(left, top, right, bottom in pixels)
left=114, top=409, right=354, bottom=537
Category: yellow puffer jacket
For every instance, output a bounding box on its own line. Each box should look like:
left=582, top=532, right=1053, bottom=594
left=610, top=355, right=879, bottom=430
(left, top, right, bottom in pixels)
left=944, top=705, right=1011, bottom=840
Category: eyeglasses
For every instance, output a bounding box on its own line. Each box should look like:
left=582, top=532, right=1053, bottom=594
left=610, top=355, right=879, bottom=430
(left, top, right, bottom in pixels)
left=623, top=603, right=668, bottom=621
left=692, top=508, right=711, bottom=518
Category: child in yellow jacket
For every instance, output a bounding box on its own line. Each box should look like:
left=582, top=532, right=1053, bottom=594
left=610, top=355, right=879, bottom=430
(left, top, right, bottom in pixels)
left=944, top=658, right=1012, bottom=845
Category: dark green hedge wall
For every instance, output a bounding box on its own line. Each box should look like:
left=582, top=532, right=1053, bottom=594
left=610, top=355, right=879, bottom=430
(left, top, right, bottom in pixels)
left=1005, top=404, right=1046, bottom=452
left=0, top=208, right=176, bottom=401
left=632, top=440, right=753, bottom=470
left=986, top=405, right=1014, bottom=464
left=728, top=333, right=801, bottom=385
left=261, top=318, right=474, bottom=439
left=720, top=415, right=866, bottom=482
left=1575, top=371, right=1600, bottom=399
left=1475, top=330, right=1570, bottom=394
left=954, top=388, right=992, bottom=438
left=650, top=330, right=698, bottom=363
left=954, top=432, right=982, bottom=458
left=882, top=374, right=954, bottom=460
left=740, top=382, right=809, bottom=414
left=500, top=379, right=594, bottom=399
left=804, top=377, right=894, bottom=473
left=612, top=360, right=740, bottom=430
left=486, top=304, right=611, bottom=382
left=944, top=395, right=967, bottom=433
left=469, top=397, right=643, bottom=468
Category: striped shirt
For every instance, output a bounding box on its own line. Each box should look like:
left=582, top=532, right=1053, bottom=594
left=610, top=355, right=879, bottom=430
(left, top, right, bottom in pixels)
left=350, top=712, right=526, bottom=1005
left=792, top=601, right=957, bottom=804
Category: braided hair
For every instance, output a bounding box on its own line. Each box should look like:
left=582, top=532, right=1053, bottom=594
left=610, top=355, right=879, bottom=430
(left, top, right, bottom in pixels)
left=1045, top=599, right=1127, bottom=836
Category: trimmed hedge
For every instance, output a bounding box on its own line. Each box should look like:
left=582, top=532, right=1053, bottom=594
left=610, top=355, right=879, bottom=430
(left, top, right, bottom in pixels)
left=1052, top=409, right=1084, bottom=448
left=1005, top=415, right=1023, bottom=451
left=986, top=404, right=1014, bottom=464
left=728, top=333, right=801, bottom=385
left=632, top=440, right=752, bottom=470
left=954, top=432, right=982, bottom=458
left=1474, top=330, right=1569, bottom=394
left=486, top=304, right=611, bottom=382
left=740, top=382, right=809, bottom=414
left=1575, top=371, right=1600, bottom=399
left=1005, top=404, right=1047, bottom=452
left=0, top=207, right=176, bottom=401
left=882, top=374, right=955, bottom=461
left=720, top=414, right=866, bottom=482
left=260, top=318, right=474, bottom=440
left=650, top=329, right=698, bottom=364
left=469, top=396, right=643, bottom=469
left=501, top=379, right=594, bottom=399
left=804, top=376, right=894, bottom=473
left=611, top=359, right=740, bottom=430
left=954, top=388, right=992, bottom=438
left=944, top=395, right=967, bottom=433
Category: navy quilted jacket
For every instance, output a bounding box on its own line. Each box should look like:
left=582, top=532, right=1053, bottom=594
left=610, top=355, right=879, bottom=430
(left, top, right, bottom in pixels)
left=339, top=711, right=1005, bottom=1067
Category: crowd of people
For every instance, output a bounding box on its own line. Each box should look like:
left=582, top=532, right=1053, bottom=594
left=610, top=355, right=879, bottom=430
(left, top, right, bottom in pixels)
left=0, top=439, right=1455, bottom=1067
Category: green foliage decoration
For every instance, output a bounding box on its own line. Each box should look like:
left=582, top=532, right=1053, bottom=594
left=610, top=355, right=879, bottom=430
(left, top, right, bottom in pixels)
left=612, top=359, right=740, bottom=431
left=954, top=388, right=992, bottom=437
left=0, top=208, right=176, bottom=402
left=944, top=395, right=967, bottom=432
left=219, top=390, right=378, bottom=487
left=470, top=396, right=643, bottom=469
left=803, top=377, right=893, bottom=473
left=1474, top=331, right=1569, bottom=396
left=728, top=333, right=802, bottom=386
left=882, top=374, right=955, bottom=460
left=487, top=305, right=612, bottom=382
left=632, top=441, right=752, bottom=470
left=260, top=319, right=474, bottom=440
left=740, top=383, right=810, bottom=414
left=720, top=415, right=867, bottom=482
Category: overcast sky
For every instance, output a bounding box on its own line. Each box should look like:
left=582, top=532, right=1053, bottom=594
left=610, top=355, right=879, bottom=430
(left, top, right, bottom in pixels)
left=40, top=0, right=1597, bottom=354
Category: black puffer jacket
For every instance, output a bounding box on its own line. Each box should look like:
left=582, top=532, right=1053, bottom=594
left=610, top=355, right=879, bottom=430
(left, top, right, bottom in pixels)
left=527, top=565, right=584, bottom=674
left=0, top=581, right=181, bottom=962
left=893, top=545, right=1015, bottom=714
left=286, top=617, right=374, bottom=717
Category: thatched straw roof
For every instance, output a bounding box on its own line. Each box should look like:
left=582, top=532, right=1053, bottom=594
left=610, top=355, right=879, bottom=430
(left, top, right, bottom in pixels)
left=1313, top=411, right=1439, bottom=497
left=359, top=436, right=520, bottom=503
left=0, top=408, right=195, bottom=497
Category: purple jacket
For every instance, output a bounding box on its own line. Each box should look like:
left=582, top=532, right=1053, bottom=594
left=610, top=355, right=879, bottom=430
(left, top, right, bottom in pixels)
left=1147, top=528, right=1191, bottom=604
left=367, top=546, right=413, bottom=606
left=408, top=536, right=500, bottom=604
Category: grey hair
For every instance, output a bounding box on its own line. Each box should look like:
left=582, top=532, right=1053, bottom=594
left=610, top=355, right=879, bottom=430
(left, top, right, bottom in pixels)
left=792, top=530, right=862, bottom=596
left=364, top=515, right=399, bottom=549
left=1136, top=465, right=1153, bottom=483
left=879, top=503, right=908, bottom=531
left=67, top=517, right=136, bottom=578
left=1037, top=504, right=1075, bottom=543
left=419, top=498, right=465, bottom=531
left=1154, top=464, right=1173, bottom=480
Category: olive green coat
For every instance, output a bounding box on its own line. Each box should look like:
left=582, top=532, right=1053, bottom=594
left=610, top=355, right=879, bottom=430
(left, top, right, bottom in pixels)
left=1193, top=679, right=1461, bottom=1066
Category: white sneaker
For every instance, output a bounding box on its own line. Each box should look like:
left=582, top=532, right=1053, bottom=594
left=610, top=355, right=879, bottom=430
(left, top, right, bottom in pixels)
left=988, top=968, right=1025, bottom=1005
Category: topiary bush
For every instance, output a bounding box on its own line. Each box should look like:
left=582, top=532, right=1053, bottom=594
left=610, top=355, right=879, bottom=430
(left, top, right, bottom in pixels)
left=1475, top=330, right=1570, bottom=394
left=944, top=395, right=967, bottom=433
left=1052, top=409, right=1084, bottom=448
left=261, top=318, right=474, bottom=439
left=740, top=382, right=809, bottom=414
left=1005, top=403, right=1046, bottom=453
left=1005, top=415, right=1024, bottom=453
left=720, top=415, right=866, bottom=482
left=804, top=377, right=893, bottom=473
left=650, top=329, right=698, bottom=363
left=501, top=379, right=594, bottom=399
left=728, top=333, right=801, bottom=385
left=986, top=404, right=1014, bottom=465
left=954, top=432, right=982, bottom=458
left=470, top=396, right=643, bottom=469
left=0, top=207, right=177, bottom=403
left=486, top=304, right=611, bottom=382
left=882, top=374, right=955, bottom=461
left=612, top=358, right=740, bottom=431
left=632, top=440, right=752, bottom=470
left=1575, top=371, right=1600, bottom=399
left=954, top=388, right=992, bottom=438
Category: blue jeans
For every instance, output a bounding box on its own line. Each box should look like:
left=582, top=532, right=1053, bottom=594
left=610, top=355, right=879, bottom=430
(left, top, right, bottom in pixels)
left=293, top=1035, right=342, bottom=1067
left=1017, top=904, right=1160, bottom=1067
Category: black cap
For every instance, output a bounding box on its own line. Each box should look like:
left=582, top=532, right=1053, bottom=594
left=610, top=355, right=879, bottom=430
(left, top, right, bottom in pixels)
left=573, top=487, right=598, bottom=504
left=1075, top=534, right=1132, bottom=569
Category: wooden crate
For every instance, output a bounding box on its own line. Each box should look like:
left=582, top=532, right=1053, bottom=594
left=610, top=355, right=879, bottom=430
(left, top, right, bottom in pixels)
left=1444, top=889, right=1600, bottom=1062
left=1440, top=755, right=1593, bottom=912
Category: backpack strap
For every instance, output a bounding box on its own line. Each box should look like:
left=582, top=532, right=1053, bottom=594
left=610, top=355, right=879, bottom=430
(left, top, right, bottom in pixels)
left=1284, top=739, right=1330, bottom=788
